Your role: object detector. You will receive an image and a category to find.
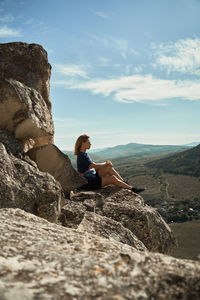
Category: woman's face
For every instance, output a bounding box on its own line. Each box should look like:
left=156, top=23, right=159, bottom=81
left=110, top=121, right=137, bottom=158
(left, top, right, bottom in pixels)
left=82, top=139, right=91, bottom=150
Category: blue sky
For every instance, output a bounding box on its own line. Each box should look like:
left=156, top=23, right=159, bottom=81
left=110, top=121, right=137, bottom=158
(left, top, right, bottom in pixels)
left=1, top=0, right=200, bottom=150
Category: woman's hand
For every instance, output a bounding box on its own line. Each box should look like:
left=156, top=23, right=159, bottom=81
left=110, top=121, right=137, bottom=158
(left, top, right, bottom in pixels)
left=105, top=160, right=113, bottom=167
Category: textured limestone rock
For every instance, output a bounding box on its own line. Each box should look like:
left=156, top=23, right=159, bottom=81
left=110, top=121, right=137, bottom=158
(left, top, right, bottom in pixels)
left=0, top=42, right=51, bottom=108
left=0, top=130, right=63, bottom=223
left=78, top=211, right=147, bottom=251
left=68, top=188, right=177, bottom=254
left=0, top=42, right=85, bottom=193
left=60, top=199, right=87, bottom=228
left=0, top=79, right=54, bottom=140
left=0, top=208, right=199, bottom=300
left=0, top=129, right=24, bottom=158
left=0, top=42, right=53, bottom=150
left=27, top=143, right=87, bottom=193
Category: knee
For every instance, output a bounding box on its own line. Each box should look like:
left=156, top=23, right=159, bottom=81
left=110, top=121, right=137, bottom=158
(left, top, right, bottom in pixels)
left=105, top=164, right=113, bottom=172
left=100, top=164, right=112, bottom=174
left=98, top=164, right=113, bottom=177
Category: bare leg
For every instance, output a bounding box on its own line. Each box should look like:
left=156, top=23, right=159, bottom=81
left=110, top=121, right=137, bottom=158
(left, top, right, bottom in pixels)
left=109, top=167, right=124, bottom=181
left=97, top=165, right=123, bottom=181
left=101, top=175, right=132, bottom=190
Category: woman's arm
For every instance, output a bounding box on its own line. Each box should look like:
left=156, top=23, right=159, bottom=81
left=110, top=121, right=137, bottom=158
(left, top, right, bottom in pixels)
left=89, top=160, right=112, bottom=170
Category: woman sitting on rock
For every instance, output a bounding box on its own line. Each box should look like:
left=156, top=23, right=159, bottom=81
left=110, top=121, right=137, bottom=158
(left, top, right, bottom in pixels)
left=74, top=134, right=145, bottom=194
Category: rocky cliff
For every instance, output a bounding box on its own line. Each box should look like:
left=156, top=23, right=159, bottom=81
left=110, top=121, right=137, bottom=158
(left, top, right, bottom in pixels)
left=0, top=42, right=200, bottom=299
left=0, top=42, right=86, bottom=194
left=0, top=42, right=53, bottom=151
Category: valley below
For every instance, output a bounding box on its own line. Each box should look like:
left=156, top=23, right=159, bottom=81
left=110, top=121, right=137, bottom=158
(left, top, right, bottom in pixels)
left=109, top=147, right=200, bottom=261
left=118, top=166, right=200, bottom=224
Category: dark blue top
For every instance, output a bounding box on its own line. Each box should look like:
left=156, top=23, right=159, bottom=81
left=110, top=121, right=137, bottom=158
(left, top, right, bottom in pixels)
left=77, top=152, right=93, bottom=173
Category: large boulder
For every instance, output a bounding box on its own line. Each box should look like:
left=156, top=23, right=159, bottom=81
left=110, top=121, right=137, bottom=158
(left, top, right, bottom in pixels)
left=0, top=41, right=85, bottom=193
left=0, top=79, right=54, bottom=143
left=0, top=208, right=199, bottom=300
left=63, top=188, right=177, bottom=254
left=0, top=42, right=51, bottom=109
left=0, top=129, right=63, bottom=223
left=27, top=143, right=87, bottom=193
left=0, top=42, right=53, bottom=150
left=78, top=211, right=147, bottom=251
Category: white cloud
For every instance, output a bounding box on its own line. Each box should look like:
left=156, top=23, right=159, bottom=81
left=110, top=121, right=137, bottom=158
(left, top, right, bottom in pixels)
left=134, top=65, right=144, bottom=73
left=154, top=38, right=200, bottom=76
left=0, top=25, right=22, bottom=37
left=54, top=74, right=200, bottom=103
left=25, top=18, right=34, bottom=25
left=54, top=117, right=77, bottom=123
left=130, top=48, right=140, bottom=56
left=55, top=64, right=88, bottom=79
left=98, top=57, right=111, bottom=65
left=89, top=33, right=109, bottom=47
left=124, top=65, right=131, bottom=74
left=113, top=38, right=129, bottom=53
left=89, top=34, right=139, bottom=58
left=144, top=31, right=152, bottom=40
left=92, top=10, right=109, bottom=20
left=89, top=34, right=129, bottom=58
left=0, top=13, right=14, bottom=22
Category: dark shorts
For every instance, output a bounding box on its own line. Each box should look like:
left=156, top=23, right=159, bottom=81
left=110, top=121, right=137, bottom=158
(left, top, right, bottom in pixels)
left=82, top=170, right=102, bottom=190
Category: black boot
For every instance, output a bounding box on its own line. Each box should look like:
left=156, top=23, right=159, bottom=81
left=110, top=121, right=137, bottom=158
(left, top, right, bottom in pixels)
left=131, top=187, right=146, bottom=194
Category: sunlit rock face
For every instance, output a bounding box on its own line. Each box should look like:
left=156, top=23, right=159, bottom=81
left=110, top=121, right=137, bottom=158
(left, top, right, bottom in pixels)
left=0, top=42, right=86, bottom=192
left=27, top=143, right=87, bottom=193
left=0, top=129, right=63, bottom=223
left=0, top=42, right=51, bottom=109
left=0, top=42, right=54, bottom=151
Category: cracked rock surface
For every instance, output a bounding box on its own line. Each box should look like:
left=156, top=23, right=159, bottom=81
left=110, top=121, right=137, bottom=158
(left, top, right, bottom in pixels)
left=0, top=208, right=200, bottom=300
left=0, top=130, right=63, bottom=223
left=62, top=188, right=177, bottom=254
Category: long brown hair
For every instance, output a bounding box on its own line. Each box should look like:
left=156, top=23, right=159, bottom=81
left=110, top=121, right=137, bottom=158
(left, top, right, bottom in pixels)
left=74, top=134, right=90, bottom=155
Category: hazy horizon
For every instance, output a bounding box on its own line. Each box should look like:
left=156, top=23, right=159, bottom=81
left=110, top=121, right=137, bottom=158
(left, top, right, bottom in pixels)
left=61, top=140, right=199, bottom=152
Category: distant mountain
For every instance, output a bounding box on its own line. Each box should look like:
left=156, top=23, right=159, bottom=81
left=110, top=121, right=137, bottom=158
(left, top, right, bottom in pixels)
left=146, top=144, right=200, bottom=177
left=184, top=142, right=200, bottom=147
left=90, top=143, right=189, bottom=159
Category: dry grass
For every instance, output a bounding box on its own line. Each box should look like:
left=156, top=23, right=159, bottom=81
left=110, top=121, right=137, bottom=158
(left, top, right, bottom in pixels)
left=170, top=220, right=200, bottom=261
left=128, top=175, right=161, bottom=195
left=127, top=172, right=200, bottom=203
left=166, top=174, right=200, bottom=200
